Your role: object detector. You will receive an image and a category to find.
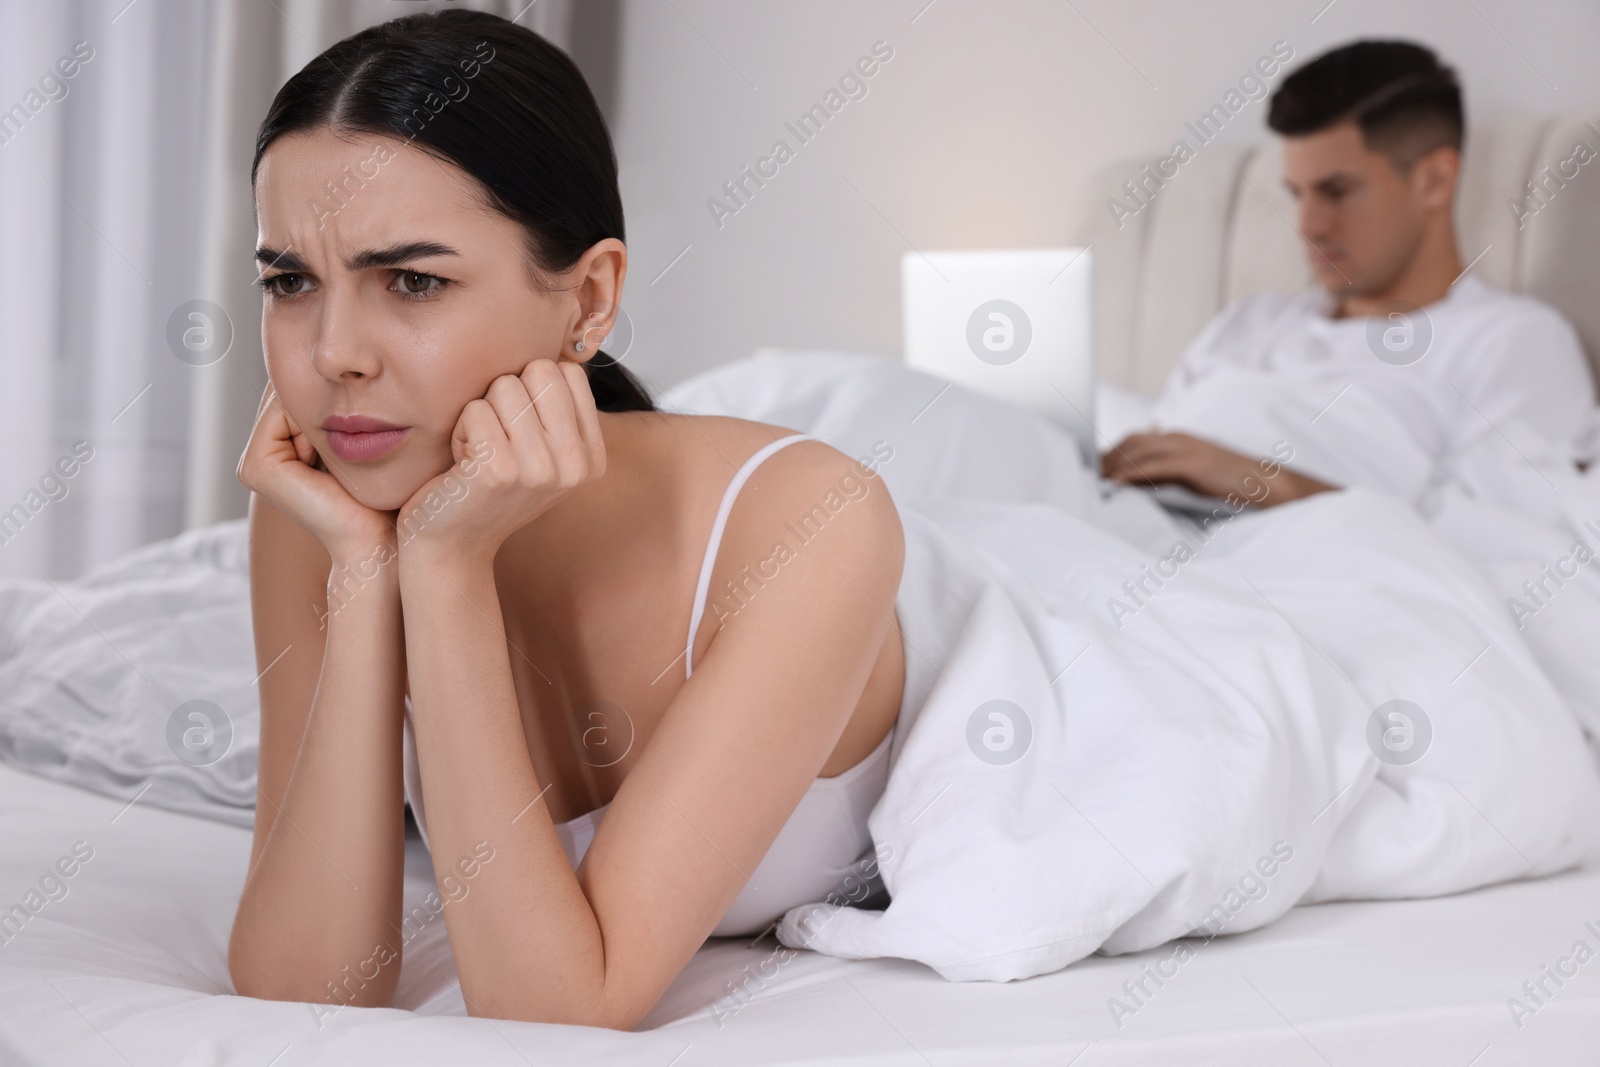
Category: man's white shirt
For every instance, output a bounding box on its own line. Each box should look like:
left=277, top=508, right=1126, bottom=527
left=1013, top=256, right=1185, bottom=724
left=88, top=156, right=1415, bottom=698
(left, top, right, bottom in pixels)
left=1145, top=274, right=1599, bottom=505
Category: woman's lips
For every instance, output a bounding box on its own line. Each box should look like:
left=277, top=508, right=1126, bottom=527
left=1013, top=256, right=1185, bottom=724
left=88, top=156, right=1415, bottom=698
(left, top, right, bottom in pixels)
left=322, top=415, right=411, bottom=462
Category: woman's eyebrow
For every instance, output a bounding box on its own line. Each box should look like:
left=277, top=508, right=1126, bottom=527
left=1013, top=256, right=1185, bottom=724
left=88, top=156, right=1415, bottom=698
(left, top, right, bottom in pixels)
left=253, top=241, right=463, bottom=273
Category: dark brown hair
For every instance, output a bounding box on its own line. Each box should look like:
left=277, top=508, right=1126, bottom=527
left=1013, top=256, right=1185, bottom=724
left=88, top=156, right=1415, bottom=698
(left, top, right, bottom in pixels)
left=1268, top=40, right=1464, bottom=171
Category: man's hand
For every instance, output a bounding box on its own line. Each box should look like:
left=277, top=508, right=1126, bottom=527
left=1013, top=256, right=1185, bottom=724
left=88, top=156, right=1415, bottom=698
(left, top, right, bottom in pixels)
left=1100, top=431, right=1336, bottom=507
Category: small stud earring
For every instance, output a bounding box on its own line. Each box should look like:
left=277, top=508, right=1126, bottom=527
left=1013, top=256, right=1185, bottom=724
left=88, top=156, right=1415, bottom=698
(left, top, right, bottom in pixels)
left=576, top=322, right=606, bottom=354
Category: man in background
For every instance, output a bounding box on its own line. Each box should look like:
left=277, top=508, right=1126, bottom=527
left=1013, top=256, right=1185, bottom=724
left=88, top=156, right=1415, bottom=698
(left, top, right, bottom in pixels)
left=1101, top=39, right=1596, bottom=507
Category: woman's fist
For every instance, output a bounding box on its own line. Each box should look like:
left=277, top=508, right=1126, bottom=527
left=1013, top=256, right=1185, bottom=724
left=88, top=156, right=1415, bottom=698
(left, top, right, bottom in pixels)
left=237, top=384, right=396, bottom=559
left=396, top=358, right=606, bottom=560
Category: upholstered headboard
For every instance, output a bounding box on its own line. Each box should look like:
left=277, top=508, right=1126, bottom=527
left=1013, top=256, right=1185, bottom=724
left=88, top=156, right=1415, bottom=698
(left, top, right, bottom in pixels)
left=1075, top=113, right=1600, bottom=398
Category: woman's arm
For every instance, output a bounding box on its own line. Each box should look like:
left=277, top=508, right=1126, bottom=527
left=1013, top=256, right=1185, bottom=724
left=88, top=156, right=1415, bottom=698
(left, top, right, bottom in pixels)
left=228, top=406, right=410, bottom=1008
left=398, top=363, right=905, bottom=1029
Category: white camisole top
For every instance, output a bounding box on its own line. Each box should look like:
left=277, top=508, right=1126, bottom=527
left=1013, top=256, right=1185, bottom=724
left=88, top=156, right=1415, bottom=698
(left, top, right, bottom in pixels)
left=401, top=432, right=894, bottom=937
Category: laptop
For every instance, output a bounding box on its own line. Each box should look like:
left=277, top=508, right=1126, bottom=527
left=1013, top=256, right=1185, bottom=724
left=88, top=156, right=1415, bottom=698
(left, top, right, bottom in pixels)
left=901, top=248, right=1097, bottom=464
left=900, top=248, right=1233, bottom=518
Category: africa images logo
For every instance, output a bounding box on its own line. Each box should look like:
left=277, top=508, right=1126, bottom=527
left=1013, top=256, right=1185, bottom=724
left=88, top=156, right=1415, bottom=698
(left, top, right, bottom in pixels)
left=965, top=300, right=1032, bottom=366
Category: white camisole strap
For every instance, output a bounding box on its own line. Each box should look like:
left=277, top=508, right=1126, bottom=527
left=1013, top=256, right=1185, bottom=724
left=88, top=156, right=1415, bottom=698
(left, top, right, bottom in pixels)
left=683, top=432, right=814, bottom=679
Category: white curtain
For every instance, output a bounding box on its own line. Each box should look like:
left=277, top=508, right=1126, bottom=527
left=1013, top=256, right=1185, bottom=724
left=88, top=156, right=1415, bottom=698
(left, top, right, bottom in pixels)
left=0, top=0, right=211, bottom=581
left=0, top=0, right=583, bottom=580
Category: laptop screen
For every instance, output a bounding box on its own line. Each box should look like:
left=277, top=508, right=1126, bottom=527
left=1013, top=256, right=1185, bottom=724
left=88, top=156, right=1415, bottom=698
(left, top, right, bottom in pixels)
left=901, top=247, right=1096, bottom=463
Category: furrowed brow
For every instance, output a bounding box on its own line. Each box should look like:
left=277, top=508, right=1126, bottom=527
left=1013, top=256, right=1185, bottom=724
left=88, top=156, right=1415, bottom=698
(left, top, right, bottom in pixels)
left=255, top=245, right=307, bottom=273
left=254, top=241, right=463, bottom=275
left=347, top=241, right=462, bottom=271
left=1313, top=173, right=1359, bottom=196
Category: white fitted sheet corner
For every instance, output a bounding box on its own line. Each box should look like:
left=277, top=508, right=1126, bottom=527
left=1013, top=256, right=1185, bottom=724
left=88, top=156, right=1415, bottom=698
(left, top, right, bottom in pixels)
left=1, top=764, right=1597, bottom=1066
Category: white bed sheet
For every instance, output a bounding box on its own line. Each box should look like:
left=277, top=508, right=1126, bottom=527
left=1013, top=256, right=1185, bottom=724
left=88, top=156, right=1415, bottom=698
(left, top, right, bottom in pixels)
left=1, top=762, right=1596, bottom=1066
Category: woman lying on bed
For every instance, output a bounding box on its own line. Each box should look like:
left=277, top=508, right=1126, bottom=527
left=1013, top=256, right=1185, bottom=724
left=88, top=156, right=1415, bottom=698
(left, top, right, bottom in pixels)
left=228, top=10, right=908, bottom=1030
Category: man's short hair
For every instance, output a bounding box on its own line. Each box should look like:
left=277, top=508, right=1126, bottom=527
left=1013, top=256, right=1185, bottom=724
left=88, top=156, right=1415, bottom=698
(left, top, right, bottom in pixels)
left=1267, top=40, right=1464, bottom=170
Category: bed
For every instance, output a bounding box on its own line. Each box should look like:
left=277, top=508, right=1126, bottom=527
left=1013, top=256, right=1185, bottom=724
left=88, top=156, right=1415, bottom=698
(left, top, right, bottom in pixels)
left=3, top=756, right=1597, bottom=1066
left=2, top=362, right=1597, bottom=1067
left=5, top=113, right=1600, bottom=1066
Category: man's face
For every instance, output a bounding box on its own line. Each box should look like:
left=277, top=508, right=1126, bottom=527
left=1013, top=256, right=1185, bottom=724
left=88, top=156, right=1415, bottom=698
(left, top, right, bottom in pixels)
left=1281, top=120, right=1452, bottom=298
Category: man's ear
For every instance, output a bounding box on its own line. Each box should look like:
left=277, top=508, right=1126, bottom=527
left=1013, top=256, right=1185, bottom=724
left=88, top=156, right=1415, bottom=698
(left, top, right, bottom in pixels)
left=563, top=238, right=628, bottom=363
left=1410, top=144, right=1460, bottom=213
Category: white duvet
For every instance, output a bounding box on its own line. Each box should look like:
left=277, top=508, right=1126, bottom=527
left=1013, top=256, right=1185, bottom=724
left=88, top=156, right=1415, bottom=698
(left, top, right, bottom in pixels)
left=0, top=518, right=258, bottom=827
left=663, top=350, right=1600, bottom=982
left=1145, top=358, right=1600, bottom=740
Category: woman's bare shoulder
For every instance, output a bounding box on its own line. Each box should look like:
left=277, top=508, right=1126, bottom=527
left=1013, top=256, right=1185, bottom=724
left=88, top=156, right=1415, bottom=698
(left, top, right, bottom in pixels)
left=660, top=412, right=804, bottom=455
left=662, top=412, right=886, bottom=485
left=681, top=414, right=904, bottom=586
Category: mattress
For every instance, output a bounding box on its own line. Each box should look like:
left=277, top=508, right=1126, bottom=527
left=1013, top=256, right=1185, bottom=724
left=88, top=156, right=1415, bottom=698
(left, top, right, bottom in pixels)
left=0, top=762, right=1595, bottom=1066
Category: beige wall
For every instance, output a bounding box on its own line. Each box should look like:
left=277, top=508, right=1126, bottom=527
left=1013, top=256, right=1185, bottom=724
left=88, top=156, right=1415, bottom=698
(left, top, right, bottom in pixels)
left=605, top=0, right=1600, bottom=392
